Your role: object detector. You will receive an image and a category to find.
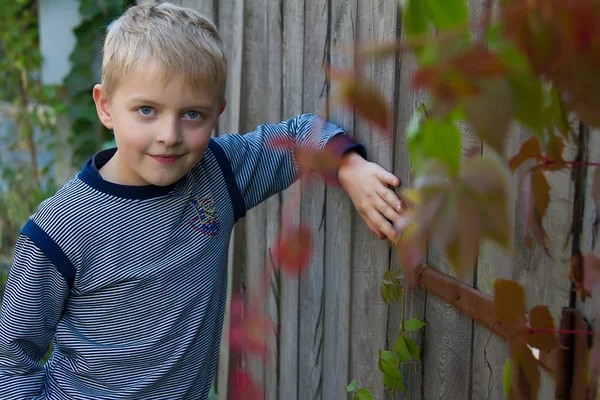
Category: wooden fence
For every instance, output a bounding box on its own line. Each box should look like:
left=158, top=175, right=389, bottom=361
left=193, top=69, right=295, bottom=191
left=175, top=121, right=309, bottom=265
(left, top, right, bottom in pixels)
left=153, top=0, right=598, bottom=399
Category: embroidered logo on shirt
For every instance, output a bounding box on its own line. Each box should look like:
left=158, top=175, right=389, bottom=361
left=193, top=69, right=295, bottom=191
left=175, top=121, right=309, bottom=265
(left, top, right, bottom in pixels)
left=188, top=193, right=220, bottom=236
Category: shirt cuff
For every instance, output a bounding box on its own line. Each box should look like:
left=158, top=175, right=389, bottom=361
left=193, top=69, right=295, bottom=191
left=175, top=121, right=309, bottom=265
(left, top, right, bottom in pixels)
left=321, top=133, right=367, bottom=185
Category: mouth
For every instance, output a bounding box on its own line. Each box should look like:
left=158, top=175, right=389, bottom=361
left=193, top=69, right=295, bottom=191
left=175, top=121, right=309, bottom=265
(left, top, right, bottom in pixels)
left=150, top=154, right=184, bottom=164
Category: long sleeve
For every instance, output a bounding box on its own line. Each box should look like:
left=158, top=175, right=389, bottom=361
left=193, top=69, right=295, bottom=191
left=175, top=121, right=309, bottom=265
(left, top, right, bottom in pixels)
left=0, top=235, right=70, bottom=399
left=212, top=113, right=366, bottom=212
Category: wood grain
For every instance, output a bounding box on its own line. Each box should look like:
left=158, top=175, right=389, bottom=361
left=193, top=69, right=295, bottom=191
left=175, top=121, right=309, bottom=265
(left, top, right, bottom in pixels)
left=298, top=0, right=328, bottom=398
left=388, top=6, right=427, bottom=398
left=277, top=0, right=306, bottom=398
left=349, top=1, right=397, bottom=399
left=323, top=0, right=356, bottom=399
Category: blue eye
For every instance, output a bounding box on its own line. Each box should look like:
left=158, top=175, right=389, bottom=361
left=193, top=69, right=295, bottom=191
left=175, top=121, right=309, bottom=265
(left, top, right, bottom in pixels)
left=185, top=111, right=200, bottom=120
left=138, top=106, right=154, bottom=116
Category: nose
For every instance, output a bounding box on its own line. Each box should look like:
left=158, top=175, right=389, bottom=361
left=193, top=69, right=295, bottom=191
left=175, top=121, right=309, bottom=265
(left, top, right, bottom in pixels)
left=157, top=116, right=182, bottom=146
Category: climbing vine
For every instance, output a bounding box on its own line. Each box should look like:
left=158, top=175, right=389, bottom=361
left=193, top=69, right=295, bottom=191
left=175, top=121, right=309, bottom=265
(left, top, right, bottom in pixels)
left=0, top=0, right=63, bottom=254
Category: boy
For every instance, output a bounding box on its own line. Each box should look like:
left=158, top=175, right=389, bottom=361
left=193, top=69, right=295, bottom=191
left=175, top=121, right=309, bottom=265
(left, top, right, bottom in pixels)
left=0, top=2, right=403, bottom=399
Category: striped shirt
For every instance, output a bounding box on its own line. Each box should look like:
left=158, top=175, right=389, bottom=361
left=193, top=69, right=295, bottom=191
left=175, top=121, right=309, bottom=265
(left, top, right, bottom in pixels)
left=0, top=114, right=365, bottom=399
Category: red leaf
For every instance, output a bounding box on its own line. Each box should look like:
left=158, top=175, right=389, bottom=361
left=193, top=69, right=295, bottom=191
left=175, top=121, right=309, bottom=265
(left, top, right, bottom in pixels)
left=229, top=368, right=265, bottom=400
left=273, top=224, right=313, bottom=276
left=521, top=167, right=551, bottom=256
left=527, top=305, right=560, bottom=350
left=330, top=67, right=392, bottom=132
left=583, top=252, right=600, bottom=297
left=509, top=137, right=543, bottom=172
left=227, top=295, right=275, bottom=363
left=452, top=45, right=512, bottom=78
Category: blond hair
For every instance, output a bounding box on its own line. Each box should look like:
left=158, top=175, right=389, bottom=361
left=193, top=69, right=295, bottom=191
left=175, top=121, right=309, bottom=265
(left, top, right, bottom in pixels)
left=101, top=1, right=227, bottom=99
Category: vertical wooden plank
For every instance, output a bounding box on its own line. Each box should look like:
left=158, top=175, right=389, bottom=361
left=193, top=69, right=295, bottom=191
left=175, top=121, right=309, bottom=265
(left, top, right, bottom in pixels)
left=178, top=0, right=215, bottom=21
left=576, top=126, right=599, bottom=398
left=468, top=1, right=516, bottom=397
left=264, top=0, right=283, bottom=398
left=388, top=7, right=427, bottom=399
left=298, top=0, right=328, bottom=397
left=349, top=1, right=397, bottom=398
left=421, top=0, right=485, bottom=396
left=324, top=0, right=356, bottom=398
left=279, top=0, right=305, bottom=398
left=216, top=0, right=245, bottom=397
left=239, top=0, right=269, bottom=396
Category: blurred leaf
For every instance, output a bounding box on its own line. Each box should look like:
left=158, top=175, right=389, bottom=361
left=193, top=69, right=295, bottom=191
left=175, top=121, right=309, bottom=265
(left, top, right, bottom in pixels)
left=272, top=224, right=313, bottom=276
left=421, top=118, right=462, bottom=175
left=509, top=77, right=545, bottom=136
left=593, top=168, right=600, bottom=226
left=510, top=342, right=540, bottom=400
left=582, top=252, right=600, bottom=297
left=503, top=358, right=512, bottom=399
left=380, top=350, right=396, bottom=361
left=494, top=279, right=526, bottom=326
left=464, top=78, right=513, bottom=155
left=509, top=137, right=542, bottom=171
left=407, top=103, right=429, bottom=175
left=522, top=167, right=551, bottom=255
left=401, top=0, right=429, bottom=38
left=461, top=158, right=511, bottom=248
left=527, top=305, right=560, bottom=350
left=425, top=0, right=469, bottom=30
left=332, top=70, right=391, bottom=132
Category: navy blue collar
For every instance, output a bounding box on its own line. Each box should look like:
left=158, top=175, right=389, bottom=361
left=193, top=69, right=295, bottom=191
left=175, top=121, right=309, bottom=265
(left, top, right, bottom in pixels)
left=77, top=148, right=181, bottom=199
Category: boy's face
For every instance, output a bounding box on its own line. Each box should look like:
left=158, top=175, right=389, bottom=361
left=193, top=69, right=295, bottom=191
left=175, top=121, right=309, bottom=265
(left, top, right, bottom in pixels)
left=92, top=61, right=226, bottom=187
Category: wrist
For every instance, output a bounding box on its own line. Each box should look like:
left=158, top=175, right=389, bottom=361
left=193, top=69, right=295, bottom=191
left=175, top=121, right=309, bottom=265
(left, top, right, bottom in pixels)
left=338, top=151, right=365, bottom=187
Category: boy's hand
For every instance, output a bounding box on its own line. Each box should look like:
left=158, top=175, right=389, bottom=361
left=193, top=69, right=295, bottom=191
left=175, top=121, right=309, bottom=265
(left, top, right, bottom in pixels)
left=338, top=152, right=403, bottom=241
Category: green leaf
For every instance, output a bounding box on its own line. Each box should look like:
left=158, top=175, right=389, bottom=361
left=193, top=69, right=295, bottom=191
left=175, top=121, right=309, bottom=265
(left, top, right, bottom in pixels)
left=347, top=380, right=357, bottom=392
left=383, top=374, right=396, bottom=390
left=410, top=116, right=462, bottom=176
left=357, top=388, right=374, bottom=400
left=425, top=0, right=468, bottom=30
left=395, top=334, right=410, bottom=362
left=404, top=335, right=421, bottom=361
left=503, top=358, right=511, bottom=399
left=405, top=318, right=426, bottom=331
left=378, top=359, right=403, bottom=378
left=509, top=76, right=545, bottom=137
left=380, top=349, right=396, bottom=361
left=401, top=0, right=429, bottom=38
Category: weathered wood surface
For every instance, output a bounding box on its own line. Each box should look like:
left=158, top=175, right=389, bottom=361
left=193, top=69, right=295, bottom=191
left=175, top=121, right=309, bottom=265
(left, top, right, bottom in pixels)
left=323, top=0, right=355, bottom=398
left=388, top=13, right=427, bottom=399
left=146, top=1, right=589, bottom=399
left=342, top=1, right=398, bottom=399
left=297, top=0, right=328, bottom=398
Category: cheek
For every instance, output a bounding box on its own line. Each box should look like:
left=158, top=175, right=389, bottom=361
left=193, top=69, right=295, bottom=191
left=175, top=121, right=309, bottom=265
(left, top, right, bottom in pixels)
left=184, top=126, right=213, bottom=151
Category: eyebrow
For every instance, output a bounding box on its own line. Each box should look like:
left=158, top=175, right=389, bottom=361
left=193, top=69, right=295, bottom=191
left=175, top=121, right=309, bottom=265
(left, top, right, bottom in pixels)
left=128, top=97, right=213, bottom=110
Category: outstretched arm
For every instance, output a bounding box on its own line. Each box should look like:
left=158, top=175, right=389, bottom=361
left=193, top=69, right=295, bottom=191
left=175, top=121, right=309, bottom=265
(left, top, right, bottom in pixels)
left=338, top=151, right=403, bottom=241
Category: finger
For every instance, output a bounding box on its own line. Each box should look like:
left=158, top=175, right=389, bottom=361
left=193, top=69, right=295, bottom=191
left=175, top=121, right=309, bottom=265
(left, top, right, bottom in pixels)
left=364, top=217, right=386, bottom=240
left=377, top=169, right=401, bottom=187
left=375, top=196, right=402, bottom=224
left=377, top=186, right=403, bottom=213
left=369, top=210, right=398, bottom=241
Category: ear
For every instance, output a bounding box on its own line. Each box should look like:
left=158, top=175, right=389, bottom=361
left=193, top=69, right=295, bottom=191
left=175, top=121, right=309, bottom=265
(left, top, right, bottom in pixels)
left=212, top=99, right=227, bottom=130
left=218, top=99, right=227, bottom=117
left=93, top=84, right=113, bottom=130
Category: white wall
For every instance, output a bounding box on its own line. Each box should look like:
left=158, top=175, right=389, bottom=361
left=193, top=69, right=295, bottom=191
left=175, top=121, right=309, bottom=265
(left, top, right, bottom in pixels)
left=38, top=0, right=82, bottom=85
